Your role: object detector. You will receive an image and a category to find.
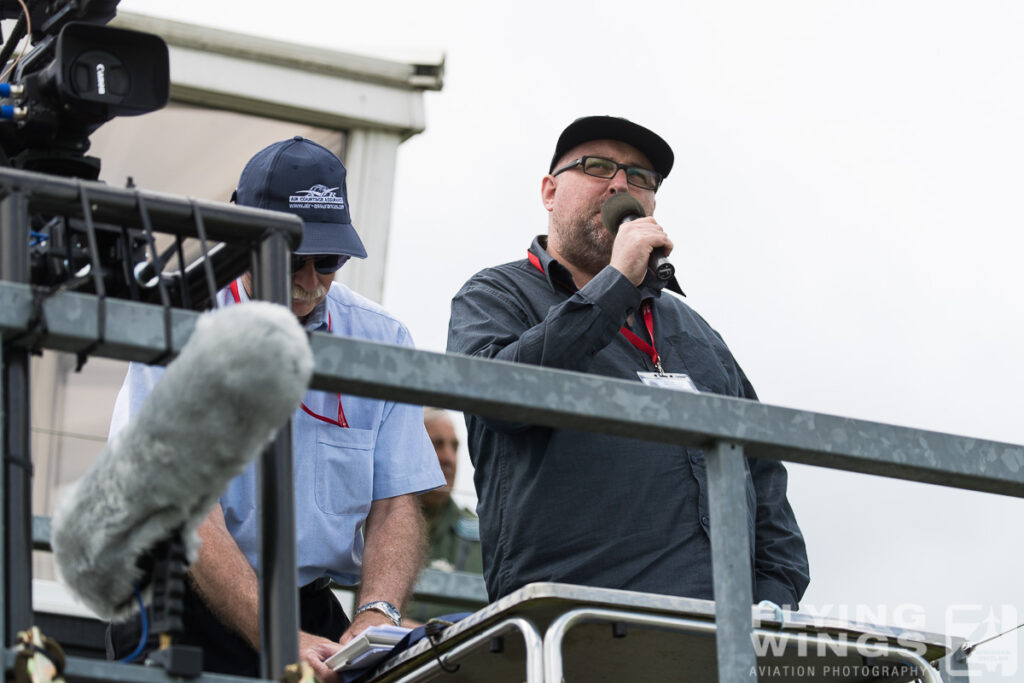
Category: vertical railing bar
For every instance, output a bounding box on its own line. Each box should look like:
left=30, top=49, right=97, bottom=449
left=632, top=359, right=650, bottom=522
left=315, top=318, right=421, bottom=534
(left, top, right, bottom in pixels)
left=0, top=192, right=33, bottom=646
left=253, top=231, right=299, bottom=678
left=0, top=332, right=6, bottom=653
left=707, top=440, right=757, bottom=682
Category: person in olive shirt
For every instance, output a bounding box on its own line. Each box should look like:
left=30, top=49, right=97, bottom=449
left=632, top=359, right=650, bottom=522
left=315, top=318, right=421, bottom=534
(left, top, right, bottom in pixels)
left=407, top=409, right=483, bottom=622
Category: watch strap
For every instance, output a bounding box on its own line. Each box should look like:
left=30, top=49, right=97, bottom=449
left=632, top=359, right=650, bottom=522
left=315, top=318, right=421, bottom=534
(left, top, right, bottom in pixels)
left=355, top=600, right=402, bottom=626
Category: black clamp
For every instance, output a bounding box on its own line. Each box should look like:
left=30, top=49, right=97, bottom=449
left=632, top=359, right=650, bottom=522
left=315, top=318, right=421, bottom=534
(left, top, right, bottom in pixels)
left=135, top=528, right=203, bottom=678
left=4, top=282, right=49, bottom=354
left=13, top=626, right=66, bottom=683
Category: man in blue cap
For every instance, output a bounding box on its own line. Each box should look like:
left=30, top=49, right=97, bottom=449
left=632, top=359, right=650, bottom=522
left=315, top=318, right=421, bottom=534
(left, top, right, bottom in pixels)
left=108, top=137, right=444, bottom=680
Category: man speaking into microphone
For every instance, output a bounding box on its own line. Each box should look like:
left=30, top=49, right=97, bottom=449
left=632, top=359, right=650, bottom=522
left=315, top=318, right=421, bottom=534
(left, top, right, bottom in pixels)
left=447, top=116, right=809, bottom=607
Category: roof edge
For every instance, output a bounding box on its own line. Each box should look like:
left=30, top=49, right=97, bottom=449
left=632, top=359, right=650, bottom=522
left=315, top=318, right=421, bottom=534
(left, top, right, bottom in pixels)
left=111, top=11, right=445, bottom=92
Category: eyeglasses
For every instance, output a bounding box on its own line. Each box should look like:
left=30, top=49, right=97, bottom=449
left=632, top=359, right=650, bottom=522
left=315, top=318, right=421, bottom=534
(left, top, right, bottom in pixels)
left=552, top=156, right=663, bottom=191
left=290, top=254, right=349, bottom=274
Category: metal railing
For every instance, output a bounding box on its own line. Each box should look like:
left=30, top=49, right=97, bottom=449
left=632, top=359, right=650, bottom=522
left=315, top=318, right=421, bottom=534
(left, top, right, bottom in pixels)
left=3, top=167, right=1022, bottom=682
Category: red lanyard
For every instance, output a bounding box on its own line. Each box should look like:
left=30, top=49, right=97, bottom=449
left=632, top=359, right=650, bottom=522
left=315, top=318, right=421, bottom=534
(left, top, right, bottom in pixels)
left=299, top=396, right=349, bottom=428
left=228, top=280, right=348, bottom=427
left=527, top=252, right=664, bottom=374
left=619, top=301, right=664, bottom=374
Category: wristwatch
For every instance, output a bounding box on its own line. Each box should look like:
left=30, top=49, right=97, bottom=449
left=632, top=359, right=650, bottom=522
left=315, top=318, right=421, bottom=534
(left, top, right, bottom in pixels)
left=355, top=600, right=402, bottom=627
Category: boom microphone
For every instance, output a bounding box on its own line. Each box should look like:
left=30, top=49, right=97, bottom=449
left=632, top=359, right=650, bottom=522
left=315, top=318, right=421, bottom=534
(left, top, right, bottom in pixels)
left=600, top=193, right=675, bottom=281
left=51, top=301, right=313, bottom=620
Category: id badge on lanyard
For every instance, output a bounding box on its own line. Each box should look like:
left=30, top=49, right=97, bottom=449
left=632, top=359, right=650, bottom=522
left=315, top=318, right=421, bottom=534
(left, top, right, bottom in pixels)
left=622, top=300, right=700, bottom=393
left=637, top=371, right=700, bottom=393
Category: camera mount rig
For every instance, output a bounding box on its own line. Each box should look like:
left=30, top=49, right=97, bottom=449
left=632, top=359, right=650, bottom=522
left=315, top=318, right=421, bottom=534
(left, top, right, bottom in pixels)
left=0, top=1, right=249, bottom=311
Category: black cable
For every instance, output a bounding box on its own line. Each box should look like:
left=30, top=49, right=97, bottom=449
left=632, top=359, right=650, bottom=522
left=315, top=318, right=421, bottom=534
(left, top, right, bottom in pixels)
left=19, top=641, right=63, bottom=676
left=964, top=620, right=1024, bottom=655
left=189, top=199, right=218, bottom=308
left=118, top=224, right=141, bottom=301
left=2, top=453, right=33, bottom=474
left=173, top=235, right=190, bottom=309
left=74, top=182, right=106, bottom=372
left=136, top=191, right=175, bottom=366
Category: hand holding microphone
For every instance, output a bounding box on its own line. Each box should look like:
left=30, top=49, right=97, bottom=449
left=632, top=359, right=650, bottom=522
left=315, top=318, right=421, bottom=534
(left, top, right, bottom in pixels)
left=600, top=193, right=675, bottom=286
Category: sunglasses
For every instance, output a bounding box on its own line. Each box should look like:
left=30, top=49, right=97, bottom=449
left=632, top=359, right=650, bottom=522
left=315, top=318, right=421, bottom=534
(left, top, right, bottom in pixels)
left=290, top=254, right=349, bottom=274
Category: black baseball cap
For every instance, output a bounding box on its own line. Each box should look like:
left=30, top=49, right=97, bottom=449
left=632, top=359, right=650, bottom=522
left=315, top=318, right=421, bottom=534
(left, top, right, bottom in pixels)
left=549, top=116, right=674, bottom=180
left=234, top=136, right=367, bottom=258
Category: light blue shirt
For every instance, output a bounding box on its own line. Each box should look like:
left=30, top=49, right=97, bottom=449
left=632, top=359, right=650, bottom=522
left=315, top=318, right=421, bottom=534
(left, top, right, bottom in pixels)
left=110, top=279, right=444, bottom=586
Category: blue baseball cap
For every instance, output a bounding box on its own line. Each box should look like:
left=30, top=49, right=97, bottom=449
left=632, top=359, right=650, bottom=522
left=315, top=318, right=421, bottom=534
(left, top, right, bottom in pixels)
left=234, top=136, right=367, bottom=259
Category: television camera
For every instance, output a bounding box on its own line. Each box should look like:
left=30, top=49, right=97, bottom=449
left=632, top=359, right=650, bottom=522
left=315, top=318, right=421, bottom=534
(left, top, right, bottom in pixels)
left=0, top=0, right=169, bottom=178
left=0, top=1, right=241, bottom=310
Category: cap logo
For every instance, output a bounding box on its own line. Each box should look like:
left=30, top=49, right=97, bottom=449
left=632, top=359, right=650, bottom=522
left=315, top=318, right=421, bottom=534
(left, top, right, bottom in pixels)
left=289, top=184, right=346, bottom=211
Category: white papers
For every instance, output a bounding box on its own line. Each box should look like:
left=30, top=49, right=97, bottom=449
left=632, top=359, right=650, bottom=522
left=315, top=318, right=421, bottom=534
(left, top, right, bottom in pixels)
left=325, top=625, right=411, bottom=672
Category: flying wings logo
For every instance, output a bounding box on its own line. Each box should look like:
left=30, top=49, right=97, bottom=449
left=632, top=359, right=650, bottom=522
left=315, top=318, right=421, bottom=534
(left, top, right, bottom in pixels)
left=289, top=184, right=346, bottom=211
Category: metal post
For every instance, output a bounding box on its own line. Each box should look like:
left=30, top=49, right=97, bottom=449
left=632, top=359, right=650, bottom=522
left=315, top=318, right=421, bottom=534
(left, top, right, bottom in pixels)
left=706, top=441, right=757, bottom=682
left=0, top=333, right=5, bottom=652
left=253, top=231, right=299, bottom=678
left=1, top=192, right=33, bottom=646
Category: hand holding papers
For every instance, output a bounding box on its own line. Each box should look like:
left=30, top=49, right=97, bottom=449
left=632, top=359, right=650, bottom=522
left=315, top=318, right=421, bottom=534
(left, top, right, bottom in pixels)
left=325, top=625, right=410, bottom=672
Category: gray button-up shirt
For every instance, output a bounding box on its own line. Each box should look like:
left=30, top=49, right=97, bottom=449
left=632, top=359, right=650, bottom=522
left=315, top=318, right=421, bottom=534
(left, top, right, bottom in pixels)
left=447, top=237, right=809, bottom=606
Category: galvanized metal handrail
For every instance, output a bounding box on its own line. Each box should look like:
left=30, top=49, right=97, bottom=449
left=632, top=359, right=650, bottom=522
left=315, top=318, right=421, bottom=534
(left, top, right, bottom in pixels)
left=3, top=281, right=1021, bottom=498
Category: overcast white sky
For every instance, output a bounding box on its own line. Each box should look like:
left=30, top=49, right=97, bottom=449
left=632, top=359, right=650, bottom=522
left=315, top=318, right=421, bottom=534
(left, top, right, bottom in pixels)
left=120, top=2, right=1024, bottom=678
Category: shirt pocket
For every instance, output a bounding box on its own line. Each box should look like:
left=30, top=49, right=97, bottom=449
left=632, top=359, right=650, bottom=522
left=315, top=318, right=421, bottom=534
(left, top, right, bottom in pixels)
left=663, top=331, right=733, bottom=394
left=314, top=427, right=376, bottom=516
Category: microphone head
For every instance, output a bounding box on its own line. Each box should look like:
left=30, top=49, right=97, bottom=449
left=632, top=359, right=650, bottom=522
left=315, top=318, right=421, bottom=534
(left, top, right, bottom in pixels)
left=600, top=193, right=646, bottom=236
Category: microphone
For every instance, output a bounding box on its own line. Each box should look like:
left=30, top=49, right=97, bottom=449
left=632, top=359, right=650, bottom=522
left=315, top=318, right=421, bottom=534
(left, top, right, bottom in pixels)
left=51, top=301, right=313, bottom=620
left=600, top=193, right=675, bottom=281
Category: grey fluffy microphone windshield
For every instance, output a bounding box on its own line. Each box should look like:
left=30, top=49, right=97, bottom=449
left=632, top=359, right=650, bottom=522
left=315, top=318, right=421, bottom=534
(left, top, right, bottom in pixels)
left=599, top=193, right=675, bottom=281
left=51, top=301, right=313, bottom=620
